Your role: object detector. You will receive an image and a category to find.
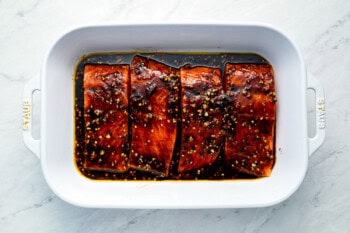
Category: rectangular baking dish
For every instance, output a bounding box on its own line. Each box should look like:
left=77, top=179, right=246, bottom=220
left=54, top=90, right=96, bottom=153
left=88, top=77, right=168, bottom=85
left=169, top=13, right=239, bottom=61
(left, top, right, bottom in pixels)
left=22, top=23, right=326, bottom=208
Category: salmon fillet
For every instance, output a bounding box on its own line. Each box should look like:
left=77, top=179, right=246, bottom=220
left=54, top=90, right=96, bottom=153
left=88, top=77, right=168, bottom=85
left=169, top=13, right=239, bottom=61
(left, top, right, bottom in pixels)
left=83, top=64, right=129, bottom=172
left=224, top=63, right=276, bottom=177
left=225, top=64, right=276, bottom=118
left=225, top=116, right=275, bottom=176
left=129, top=56, right=180, bottom=176
left=178, top=66, right=225, bottom=173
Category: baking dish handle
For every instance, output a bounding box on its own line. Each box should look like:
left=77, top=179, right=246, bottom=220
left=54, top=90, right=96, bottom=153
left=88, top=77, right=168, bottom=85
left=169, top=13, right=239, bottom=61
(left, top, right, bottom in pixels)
left=22, top=74, right=40, bottom=158
left=307, top=72, right=326, bottom=156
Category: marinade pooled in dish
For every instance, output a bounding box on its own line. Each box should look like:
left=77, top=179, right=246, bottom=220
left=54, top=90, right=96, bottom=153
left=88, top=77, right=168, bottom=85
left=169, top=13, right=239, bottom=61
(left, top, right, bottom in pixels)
left=75, top=53, right=277, bottom=180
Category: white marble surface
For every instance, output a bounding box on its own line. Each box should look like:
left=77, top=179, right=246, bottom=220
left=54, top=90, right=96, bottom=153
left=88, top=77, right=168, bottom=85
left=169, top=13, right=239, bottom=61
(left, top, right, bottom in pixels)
left=1, top=0, right=350, bottom=232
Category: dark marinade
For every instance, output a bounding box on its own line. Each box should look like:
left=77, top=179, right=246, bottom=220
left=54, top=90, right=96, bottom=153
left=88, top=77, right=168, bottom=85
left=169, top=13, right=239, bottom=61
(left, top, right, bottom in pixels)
left=74, top=53, right=275, bottom=180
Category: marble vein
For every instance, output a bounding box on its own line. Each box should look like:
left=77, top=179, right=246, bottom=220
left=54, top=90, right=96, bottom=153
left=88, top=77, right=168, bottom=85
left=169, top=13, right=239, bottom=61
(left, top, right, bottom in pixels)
left=241, top=203, right=288, bottom=233
left=0, top=72, right=26, bottom=83
left=0, top=195, right=57, bottom=222
left=16, top=0, right=40, bottom=18
left=307, top=11, right=350, bottom=57
left=117, top=210, right=159, bottom=232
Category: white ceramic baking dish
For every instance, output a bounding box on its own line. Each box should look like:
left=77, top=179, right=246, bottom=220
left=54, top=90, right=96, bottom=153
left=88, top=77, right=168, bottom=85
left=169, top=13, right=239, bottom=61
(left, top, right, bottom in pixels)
left=22, top=23, right=326, bottom=208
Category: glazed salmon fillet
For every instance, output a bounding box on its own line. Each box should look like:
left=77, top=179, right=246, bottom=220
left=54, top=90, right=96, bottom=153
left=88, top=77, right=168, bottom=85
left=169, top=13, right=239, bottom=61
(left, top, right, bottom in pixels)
left=224, top=64, right=276, bottom=177
left=83, top=64, right=130, bottom=172
left=225, top=116, right=275, bottom=176
left=178, top=66, right=225, bottom=173
left=225, top=64, right=276, bottom=118
left=129, top=56, right=180, bottom=176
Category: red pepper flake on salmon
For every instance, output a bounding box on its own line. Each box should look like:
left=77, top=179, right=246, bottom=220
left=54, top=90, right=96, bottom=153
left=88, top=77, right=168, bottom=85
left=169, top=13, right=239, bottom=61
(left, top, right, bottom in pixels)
left=83, top=64, right=130, bottom=172
left=129, top=56, right=180, bottom=176
left=178, top=66, right=225, bottom=173
left=224, top=63, right=276, bottom=177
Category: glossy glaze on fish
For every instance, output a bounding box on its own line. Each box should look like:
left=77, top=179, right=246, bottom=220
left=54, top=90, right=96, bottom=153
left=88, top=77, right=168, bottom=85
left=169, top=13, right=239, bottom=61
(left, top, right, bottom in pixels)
left=75, top=54, right=277, bottom=180
left=129, top=56, right=180, bottom=176
left=83, top=64, right=129, bottom=172
left=178, top=66, right=225, bottom=173
left=224, top=64, right=276, bottom=177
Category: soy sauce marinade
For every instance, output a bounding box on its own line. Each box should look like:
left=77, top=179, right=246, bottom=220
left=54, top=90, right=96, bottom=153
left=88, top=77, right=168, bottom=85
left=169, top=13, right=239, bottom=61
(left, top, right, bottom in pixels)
left=74, top=53, right=272, bottom=180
